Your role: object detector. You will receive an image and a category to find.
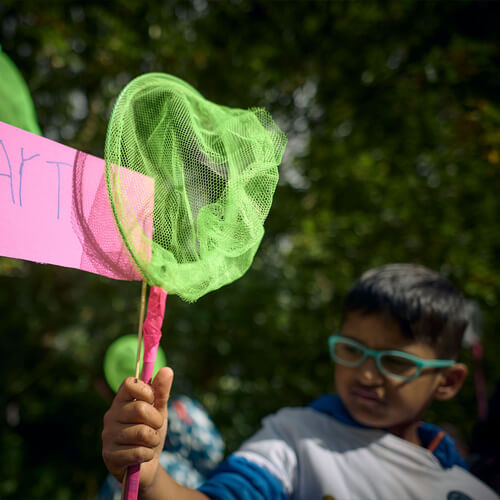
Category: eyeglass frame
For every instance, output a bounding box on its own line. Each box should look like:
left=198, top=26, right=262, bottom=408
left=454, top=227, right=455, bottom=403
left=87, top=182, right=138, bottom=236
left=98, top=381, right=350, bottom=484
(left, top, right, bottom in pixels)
left=327, top=334, right=456, bottom=381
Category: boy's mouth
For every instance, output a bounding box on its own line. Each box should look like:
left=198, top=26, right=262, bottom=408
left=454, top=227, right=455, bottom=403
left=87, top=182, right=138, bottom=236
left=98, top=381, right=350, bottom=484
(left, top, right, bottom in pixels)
left=350, top=386, right=386, bottom=405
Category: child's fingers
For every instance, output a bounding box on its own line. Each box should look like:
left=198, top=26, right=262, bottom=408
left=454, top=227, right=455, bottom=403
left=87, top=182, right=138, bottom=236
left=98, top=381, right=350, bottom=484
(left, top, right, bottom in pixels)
left=102, top=422, right=160, bottom=456
left=151, top=367, right=174, bottom=415
left=117, top=400, right=164, bottom=429
left=103, top=396, right=163, bottom=436
left=113, top=423, right=162, bottom=448
left=102, top=443, right=156, bottom=471
left=115, top=376, right=155, bottom=404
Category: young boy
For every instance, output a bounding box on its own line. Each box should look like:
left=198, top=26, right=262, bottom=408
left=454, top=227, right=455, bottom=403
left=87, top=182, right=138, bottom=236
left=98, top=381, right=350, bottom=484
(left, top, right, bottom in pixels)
left=101, top=263, right=499, bottom=499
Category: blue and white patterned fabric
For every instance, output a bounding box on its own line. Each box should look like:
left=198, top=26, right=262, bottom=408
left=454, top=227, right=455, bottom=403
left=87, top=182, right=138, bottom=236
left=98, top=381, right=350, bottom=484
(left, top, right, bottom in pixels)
left=96, top=395, right=224, bottom=500
left=165, top=395, right=225, bottom=478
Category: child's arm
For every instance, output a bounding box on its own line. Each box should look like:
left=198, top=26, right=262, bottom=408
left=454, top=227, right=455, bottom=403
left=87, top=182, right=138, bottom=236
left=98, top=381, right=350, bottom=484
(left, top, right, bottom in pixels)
left=101, top=367, right=209, bottom=500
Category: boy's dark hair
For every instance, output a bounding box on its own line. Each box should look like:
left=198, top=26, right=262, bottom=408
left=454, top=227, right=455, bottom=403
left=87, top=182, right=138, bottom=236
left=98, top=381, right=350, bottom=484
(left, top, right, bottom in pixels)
left=342, top=263, right=468, bottom=358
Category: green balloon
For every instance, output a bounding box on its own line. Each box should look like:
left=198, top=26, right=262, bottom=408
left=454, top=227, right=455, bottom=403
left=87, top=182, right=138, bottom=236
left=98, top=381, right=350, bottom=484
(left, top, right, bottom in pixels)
left=103, top=334, right=167, bottom=392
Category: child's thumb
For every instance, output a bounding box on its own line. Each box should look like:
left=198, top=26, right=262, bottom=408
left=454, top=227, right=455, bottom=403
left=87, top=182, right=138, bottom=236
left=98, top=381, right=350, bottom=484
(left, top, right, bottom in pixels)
left=151, top=366, right=174, bottom=416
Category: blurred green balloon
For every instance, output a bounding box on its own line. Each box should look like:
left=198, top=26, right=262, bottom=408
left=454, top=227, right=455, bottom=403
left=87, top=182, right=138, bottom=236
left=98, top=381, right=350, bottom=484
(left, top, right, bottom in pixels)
left=103, top=334, right=167, bottom=392
left=0, top=46, right=41, bottom=135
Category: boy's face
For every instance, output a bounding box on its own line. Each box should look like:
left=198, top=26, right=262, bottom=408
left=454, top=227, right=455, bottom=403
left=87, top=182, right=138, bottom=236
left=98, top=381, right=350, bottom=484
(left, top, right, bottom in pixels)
left=335, top=311, right=454, bottom=432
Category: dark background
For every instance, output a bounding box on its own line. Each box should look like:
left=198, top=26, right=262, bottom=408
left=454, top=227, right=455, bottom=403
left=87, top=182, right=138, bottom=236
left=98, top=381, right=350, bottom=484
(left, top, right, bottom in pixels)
left=1, top=1, right=499, bottom=498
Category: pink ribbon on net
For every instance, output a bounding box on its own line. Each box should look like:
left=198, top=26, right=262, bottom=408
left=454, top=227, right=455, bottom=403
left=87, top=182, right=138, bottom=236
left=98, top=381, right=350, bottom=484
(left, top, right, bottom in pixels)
left=122, top=286, right=168, bottom=500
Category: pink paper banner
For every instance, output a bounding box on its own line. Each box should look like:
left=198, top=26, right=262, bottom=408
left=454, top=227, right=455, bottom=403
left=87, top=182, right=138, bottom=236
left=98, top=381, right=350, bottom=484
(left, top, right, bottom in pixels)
left=0, top=121, right=153, bottom=280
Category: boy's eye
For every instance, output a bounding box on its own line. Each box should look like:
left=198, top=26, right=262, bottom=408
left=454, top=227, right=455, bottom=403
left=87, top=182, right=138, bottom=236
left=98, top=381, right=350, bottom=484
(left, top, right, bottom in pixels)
left=380, top=354, right=418, bottom=375
left=336, top=342, right=364, bottom=360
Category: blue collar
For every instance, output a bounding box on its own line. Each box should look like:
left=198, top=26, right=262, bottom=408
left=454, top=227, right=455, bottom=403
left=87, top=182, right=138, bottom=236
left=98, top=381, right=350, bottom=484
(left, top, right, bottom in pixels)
left=308, top=394, right=468, bottom=470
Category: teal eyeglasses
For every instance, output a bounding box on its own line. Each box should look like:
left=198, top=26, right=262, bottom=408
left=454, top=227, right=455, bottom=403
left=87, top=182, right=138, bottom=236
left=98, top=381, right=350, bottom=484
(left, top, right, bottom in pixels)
left=328, top=334, right=455, bottom=381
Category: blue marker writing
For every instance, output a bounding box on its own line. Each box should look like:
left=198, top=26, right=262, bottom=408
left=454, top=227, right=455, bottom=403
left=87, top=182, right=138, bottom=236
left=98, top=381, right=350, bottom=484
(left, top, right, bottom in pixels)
left=46, top=161, right=72, bottom=219
left=0, top=139, right=15, bottom=204
left=18, top=147, right=40, bottom=207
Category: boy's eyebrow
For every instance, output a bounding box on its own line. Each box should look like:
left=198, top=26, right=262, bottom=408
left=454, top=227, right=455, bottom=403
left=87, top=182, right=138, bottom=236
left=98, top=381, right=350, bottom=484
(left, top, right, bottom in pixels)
left=338, top=333, right=412, bottom=353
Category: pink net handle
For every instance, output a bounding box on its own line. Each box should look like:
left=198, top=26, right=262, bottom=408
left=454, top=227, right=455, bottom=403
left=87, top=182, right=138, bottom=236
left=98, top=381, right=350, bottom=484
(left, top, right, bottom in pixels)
left=122, top=286, right=168, bottom=500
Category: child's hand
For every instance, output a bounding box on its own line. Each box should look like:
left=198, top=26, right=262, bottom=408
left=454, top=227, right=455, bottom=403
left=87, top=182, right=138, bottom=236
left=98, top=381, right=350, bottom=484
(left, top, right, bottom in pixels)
left=102, top=366, right=174, bottom=490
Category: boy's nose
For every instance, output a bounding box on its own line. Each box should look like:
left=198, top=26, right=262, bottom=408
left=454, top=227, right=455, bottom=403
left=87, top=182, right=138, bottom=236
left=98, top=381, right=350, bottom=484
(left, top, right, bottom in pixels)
left=357, top=357, right=384, bottom=384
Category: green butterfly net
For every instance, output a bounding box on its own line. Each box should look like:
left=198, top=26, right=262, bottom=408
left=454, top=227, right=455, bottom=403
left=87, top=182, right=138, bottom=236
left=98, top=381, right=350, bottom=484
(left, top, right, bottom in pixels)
left=105, top=73, right=287, bottom=302
left=0, top=47, right=41, bottom=135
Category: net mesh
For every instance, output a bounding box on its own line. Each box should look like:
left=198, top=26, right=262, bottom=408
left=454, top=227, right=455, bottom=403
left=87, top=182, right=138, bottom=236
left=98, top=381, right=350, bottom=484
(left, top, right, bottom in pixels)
left=105, top=73, right=287, bottom=302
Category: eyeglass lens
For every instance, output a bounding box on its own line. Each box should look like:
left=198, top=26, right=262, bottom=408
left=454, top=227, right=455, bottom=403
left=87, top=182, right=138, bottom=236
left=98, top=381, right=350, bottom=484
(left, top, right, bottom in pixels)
left=333, top=340, right=419, bottom=378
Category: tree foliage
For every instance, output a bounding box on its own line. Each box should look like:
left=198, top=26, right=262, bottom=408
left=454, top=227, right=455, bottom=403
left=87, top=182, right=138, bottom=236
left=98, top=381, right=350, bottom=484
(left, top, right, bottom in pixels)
left=1, top=1, right=500, bottom=498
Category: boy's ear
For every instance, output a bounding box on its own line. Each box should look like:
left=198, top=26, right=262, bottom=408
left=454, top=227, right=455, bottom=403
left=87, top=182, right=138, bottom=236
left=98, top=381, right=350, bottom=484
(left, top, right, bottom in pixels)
left=433, top=363, right=468, bottom=401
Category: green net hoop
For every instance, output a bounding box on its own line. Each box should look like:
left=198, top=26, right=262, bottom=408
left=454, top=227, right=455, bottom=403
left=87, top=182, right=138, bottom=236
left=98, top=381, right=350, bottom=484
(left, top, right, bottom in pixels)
left=105, top=73, right=286, bottom=302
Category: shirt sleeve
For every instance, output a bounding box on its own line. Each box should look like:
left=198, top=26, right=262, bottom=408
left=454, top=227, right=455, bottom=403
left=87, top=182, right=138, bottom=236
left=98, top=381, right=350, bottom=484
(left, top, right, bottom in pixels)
left=197, top=454, right=289, bottom=500
left=198, top=410, right=297, bottom=500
